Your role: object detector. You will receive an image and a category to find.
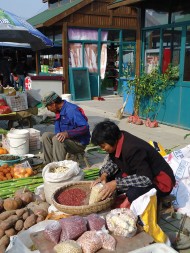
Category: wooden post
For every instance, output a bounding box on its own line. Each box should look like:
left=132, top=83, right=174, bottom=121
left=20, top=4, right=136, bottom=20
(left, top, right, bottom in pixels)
left=62, top=22, right=68, bottom=94
left=35, top=51, right=40, bottom=75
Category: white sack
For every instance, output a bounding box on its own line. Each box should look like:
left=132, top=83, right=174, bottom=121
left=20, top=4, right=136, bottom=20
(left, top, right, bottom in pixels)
left=42, top=160, right=80, bottom=182
left=164, top=144, right=190, bottom=216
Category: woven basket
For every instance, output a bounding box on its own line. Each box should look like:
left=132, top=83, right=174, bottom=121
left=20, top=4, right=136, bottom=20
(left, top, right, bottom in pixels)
left=51, top=181, right=115, bottom=215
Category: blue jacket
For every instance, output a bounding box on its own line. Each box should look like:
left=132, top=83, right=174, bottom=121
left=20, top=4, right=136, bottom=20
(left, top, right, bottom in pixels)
left=55, top=100, right=91, bottom=146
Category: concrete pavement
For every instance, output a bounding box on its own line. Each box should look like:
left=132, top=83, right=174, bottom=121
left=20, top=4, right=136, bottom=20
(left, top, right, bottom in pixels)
left=76, top=94, right=190, bottom=151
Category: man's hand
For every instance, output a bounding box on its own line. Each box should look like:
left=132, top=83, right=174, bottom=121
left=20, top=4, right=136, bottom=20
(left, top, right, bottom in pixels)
left=99, top=180, right=117, bottom=200
left=56, top=131, right=69, bottom=142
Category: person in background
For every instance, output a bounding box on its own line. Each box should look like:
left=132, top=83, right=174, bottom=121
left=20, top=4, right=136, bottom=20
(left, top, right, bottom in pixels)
left=41, top=91, right=90, bottom=163
left=0, top=56, right=12, bottom=87
left=91, top=120, right=176, bottom=208
left=11, top=72, right=24, bottom=91
left=53, top=59, right=61, bottom=68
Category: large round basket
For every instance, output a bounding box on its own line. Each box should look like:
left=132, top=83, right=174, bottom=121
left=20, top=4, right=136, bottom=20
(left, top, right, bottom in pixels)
left=51, top=181, right=115, bottom=215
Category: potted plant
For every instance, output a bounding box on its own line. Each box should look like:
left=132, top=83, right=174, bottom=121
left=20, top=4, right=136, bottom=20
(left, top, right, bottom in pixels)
left=125, top=65, right=178, bottom=119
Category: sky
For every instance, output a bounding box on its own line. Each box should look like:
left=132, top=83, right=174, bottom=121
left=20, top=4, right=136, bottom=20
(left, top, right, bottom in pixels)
left=0, top=0, right=48, bottom=20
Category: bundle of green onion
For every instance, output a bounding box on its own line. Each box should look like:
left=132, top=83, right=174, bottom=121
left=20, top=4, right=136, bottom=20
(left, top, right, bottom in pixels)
left=0, top=176, right=43, bottom=199
left=83, top=167, right=100, bottom=181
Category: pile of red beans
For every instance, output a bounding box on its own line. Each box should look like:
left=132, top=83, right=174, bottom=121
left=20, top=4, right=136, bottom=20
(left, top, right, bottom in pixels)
left=57, top=188, right=87, bottom=206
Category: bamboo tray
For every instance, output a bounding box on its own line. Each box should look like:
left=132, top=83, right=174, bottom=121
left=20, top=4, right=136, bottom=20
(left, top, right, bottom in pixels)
left=51, top=181, right=115, bottom=215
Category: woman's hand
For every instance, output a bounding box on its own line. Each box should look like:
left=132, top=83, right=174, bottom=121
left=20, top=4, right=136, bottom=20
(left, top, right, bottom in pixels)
left=99, top=180, right=117, bottom=200
left=91, top=173, right=107, bottom=188
left=56, top=131, right=68, bottom=142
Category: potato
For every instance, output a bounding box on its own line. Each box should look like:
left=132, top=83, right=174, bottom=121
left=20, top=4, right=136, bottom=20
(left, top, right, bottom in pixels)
left=27, top=201, right=49, bottom=213
left=24, top=214, right=37, bottom=229
left=33, top=209, right=48, bottom=219
left=1, top=215, right=18, bottom=231
left=0, top=245, right=6, bottom=253
left=22, top=210, right=30, bottom=220
left=0, top=235, right=10, bottom=249
left=16, top=208, right=27, bottom=218
left=5, top=228, right=16, bottom=237
left=0, top=228, right=5, bottom=239
left=15, top=220, right=24, bottom=231
left=38, top=202, right=49, bottom=212
left=14, top=187, right=31, bottom=198
left=20, top=192, right=34, bottom=205
left=0, top=210, right=15, bottom=221
left=36, top=215, right=45, bottom=223
left=0, top=198, right=4, bottom=212
left=3, top=197, right=23, bottom=211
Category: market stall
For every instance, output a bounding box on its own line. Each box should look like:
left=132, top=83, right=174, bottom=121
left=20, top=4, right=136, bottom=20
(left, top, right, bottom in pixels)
left=0, top=107, right=38, bottom=129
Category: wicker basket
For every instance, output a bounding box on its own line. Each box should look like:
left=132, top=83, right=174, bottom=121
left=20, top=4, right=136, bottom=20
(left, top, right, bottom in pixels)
left=51, top=181, right=115, bottom=215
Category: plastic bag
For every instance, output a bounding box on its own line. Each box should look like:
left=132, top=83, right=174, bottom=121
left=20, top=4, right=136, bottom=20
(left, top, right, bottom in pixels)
left=106, top=208, right=137, bottom=238
left=54, top=240, right=82, bottom=253
left=77, top=231, right=102, bottom=253
left=130, top=189, right=168, bottom=243
left=86, top=213, right=106, bottom=231
left=0, top=98, right=7, bottom=106
left=89, top=183, right=104, bottom=204
left=43, top=220, right=62, bottom=244
left=13, top=161, right=34, bottom=179
left=0, top=105, right=12, bottom=114
left=42, top=160, right=81, bottom=183
left=59, top=216, right=87, bottom=242
left=97, top=231, right=116, bottom=251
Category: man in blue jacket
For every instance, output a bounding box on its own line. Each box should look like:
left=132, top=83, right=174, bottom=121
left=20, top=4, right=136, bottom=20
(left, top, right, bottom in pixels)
left=41, top=91, right=91, bottom=163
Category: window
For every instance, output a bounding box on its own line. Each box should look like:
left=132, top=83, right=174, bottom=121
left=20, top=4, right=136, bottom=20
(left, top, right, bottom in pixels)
left=162, top=28, right=181, bottom=77
left=145, top=10, right=169, bottom=27
left=184, top=26, right=190, bottom=81
left=172, top=11, right=190, bottom=23
left=123, top=30, right=136, bottom=42
left=145, top=30, right=160, bottom=50
left=107, top=30, right=120, bottom=42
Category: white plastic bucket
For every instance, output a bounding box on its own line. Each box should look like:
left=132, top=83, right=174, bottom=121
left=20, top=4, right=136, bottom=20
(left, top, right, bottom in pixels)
left=61, top=94, right=71, bottom=102
left=7, top=129, right=29, bottom=155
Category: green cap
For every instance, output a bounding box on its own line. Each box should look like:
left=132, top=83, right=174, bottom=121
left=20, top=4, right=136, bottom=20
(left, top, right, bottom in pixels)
left=42, top=91, right=59, bottom=107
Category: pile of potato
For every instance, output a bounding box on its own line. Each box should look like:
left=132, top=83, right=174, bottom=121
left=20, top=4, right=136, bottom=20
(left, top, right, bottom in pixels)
left=0, top=188, right=49, bottom=252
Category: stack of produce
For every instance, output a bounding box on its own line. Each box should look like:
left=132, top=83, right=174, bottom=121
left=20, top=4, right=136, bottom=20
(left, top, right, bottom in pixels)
left=0, top=187, right=49, bottom=252
left=42, top=213, right=116, bottom=253
left=0, top=176, right=44, bottom=199
left=83, top=168, right=100, bottom=181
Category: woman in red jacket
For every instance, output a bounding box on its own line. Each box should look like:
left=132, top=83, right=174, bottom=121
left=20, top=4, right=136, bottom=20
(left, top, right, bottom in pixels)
left=91, top=120, right=176, bottom=208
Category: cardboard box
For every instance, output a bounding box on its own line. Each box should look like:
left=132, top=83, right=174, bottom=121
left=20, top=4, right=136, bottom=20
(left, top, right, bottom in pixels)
left=5, top=93, right=28, bottom=112
left=25, top=128, right=41, bottom=151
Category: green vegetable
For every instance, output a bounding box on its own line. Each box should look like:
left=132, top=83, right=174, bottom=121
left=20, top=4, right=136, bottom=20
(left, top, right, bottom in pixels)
left=84, top=168, right=100, bottom=180
left=0, top=176, right=43, bottom=199
left=0, top=128, right=8, bottom=135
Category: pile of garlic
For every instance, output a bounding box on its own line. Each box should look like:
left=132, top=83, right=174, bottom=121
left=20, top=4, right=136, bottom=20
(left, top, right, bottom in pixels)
left=106, top=208, right=137, bottom=237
